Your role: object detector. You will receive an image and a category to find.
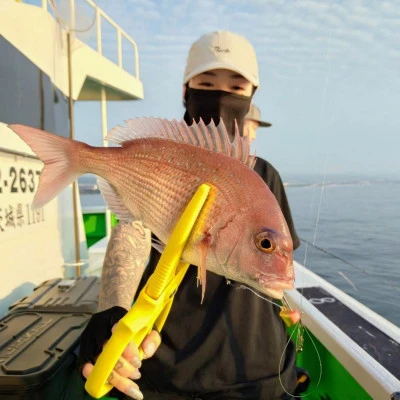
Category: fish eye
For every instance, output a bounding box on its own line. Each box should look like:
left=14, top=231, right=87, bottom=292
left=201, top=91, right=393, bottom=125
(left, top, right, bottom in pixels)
left=255, top=232, right=276, bottom=253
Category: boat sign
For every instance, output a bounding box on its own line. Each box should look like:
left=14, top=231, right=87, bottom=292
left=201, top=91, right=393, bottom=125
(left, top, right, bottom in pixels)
left=0, top=142, right=64, bottom=304
left=0, top=151, right=45, bottom=240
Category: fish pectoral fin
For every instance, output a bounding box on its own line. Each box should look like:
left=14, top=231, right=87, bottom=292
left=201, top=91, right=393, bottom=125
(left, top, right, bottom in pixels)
left=197, top=234, right=212, bottom=304
left=151, top=237, right=165, bottom=253
left=97, top=177, right=132, bottom=221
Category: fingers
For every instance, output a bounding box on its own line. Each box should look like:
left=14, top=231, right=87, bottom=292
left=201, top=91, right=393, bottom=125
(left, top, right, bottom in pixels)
left=106, top=369, right=144, bottom=400
left=114, top=356, right=141, bottom=380
left=120, top=339, right=142, bottom=368
left=82, top=363, right=143, bottom=400
left=82, top=362, right=94, bottom=380
left=82, top=360, right=139, bottom=381
left=141, top=329, right=162, bottom=359
left=82, top=330, right=161, bottom=399
left=114, top=325, right=161, bottom=361
left=110, top=323, right=142, bottom=368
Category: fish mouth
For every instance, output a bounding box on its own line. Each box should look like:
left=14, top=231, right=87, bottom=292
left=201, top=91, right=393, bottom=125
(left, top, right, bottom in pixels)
left=258, top=276, right=294, bottom=299
left=259, top=275, right=294, bottom=290
left=261, top=288, right=286, bottom=299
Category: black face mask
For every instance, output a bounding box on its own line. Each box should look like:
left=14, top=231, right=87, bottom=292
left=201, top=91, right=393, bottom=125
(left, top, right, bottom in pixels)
left=183, top=88, right=252, bottom=140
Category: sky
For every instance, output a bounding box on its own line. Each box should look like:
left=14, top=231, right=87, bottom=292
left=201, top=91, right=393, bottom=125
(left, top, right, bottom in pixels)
left=67, top=0, right=400, bottom=178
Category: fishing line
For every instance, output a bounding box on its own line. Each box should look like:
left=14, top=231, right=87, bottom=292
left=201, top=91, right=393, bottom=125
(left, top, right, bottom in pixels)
left=232, top=34, right=335, bottom=395
left=300, top=237, right=370, bottom=274
left=299, top=238, right=400, bottom=292
left=281, top=30, right=334, bottom=396
left=225, top=281, right=282, bottom=308
left=302, top=236, right=359, bottom=292
left=278, top=320, right=322, bottom=398
left=298, top=36, right=333, bottom=309
left=226, top=282, right=325, bottom=397
left=293, top=37, right=333, bottom=353
left=337, top=271, right=358, bottom=291
left=278, top=322, right=302, bottom=398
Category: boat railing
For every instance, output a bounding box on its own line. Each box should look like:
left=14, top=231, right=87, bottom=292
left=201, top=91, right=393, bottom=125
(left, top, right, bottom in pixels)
left=19, top=0, right=140, bottom=80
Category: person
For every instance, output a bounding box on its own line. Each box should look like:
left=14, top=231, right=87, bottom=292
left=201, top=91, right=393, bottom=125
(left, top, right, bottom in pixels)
left=244, top=104, right=272, bottom=142
left=244, top=105, right=299, bottom=250
left=79, top=31, right=301, bottom=400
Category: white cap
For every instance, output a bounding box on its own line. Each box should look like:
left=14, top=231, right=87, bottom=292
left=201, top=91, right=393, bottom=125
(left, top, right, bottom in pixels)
left=183, top=31, right=259, bottom=87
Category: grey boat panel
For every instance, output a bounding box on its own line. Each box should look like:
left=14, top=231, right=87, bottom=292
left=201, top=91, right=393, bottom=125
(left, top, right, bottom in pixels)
left=0, top=36, right=69, bottom=136
left=299, top=286, right=400, bottom=379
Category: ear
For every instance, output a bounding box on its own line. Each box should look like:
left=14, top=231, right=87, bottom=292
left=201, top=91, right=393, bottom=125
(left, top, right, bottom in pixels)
left=182, top=84, right=187, bottom=101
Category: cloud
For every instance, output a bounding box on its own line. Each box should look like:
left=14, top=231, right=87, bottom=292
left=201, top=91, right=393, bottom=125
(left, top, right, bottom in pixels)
left=338, top=28, right=375, bottom=44
left=85, top=0, right=399, bottom=97
left=321, top=13, right=343, bottom=28
left=347, top=14, right=378, bottom=29
left=294, top=0, right=332, bottom=14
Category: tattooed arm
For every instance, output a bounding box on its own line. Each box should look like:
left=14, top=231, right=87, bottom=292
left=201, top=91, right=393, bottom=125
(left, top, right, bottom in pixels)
left=98, top=220, right=151, bottom=311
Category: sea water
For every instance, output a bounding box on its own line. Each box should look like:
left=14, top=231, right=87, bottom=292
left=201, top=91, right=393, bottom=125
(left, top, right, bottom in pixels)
left=285, top=175, right=400, bottom=327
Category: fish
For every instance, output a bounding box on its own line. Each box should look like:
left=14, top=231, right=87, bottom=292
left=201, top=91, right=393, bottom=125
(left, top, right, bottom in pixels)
left=8, top=117, right=294, bottom=300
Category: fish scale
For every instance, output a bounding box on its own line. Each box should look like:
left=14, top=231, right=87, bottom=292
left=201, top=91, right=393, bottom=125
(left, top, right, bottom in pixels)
left=102, top=153, right=198, bottom=236
left=114, top=147, right=222, bottom=243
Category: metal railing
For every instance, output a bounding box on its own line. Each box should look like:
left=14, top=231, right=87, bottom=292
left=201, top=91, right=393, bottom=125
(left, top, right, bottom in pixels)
left=29, top=0, right=140, bottom=79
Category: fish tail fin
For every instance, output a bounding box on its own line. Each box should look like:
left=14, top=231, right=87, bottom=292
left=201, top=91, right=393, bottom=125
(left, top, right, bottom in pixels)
left=9, top=124, right=84, bottom=208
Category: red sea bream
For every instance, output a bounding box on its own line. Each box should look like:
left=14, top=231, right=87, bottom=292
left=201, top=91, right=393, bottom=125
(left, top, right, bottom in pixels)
left=9, top=118, right=294, bottom=300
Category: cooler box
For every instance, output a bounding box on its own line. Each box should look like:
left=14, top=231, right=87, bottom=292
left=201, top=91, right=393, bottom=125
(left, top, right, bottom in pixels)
left=1, top=277, right=119, bottom=399
left=0, top=311, right=91, bottom=400
left=8, top=277, right=100, bottom=314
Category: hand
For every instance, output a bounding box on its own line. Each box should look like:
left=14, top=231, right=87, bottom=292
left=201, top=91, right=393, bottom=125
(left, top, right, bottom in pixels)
left=79, top=307, right=161, bottom=399
left=82, top=328, right=161, bottom=400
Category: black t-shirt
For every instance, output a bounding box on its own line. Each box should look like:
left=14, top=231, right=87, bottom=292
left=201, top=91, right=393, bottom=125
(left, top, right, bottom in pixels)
left=253, top=157, right=299, bottom=250
left=136, top=157, right=299, bottom=400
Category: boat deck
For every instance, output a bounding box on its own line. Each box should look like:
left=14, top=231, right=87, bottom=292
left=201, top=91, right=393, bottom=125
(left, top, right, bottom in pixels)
left=300, top=285, right=399, bottom=380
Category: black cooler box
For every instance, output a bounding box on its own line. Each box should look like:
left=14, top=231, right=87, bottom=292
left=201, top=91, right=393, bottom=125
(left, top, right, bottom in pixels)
left=0, top=277, right=102, bottom=400
left=0, top=311, right=91, bottom=399
left=8, top=277, right=100, bottom=314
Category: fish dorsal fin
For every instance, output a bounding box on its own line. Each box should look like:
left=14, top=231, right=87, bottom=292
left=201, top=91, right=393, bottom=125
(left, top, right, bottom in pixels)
left=248, top=155, right=257, bottom=170
left=248, top=149, right=257, bottom=170
left=106, top=117, right=255, bottom=168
